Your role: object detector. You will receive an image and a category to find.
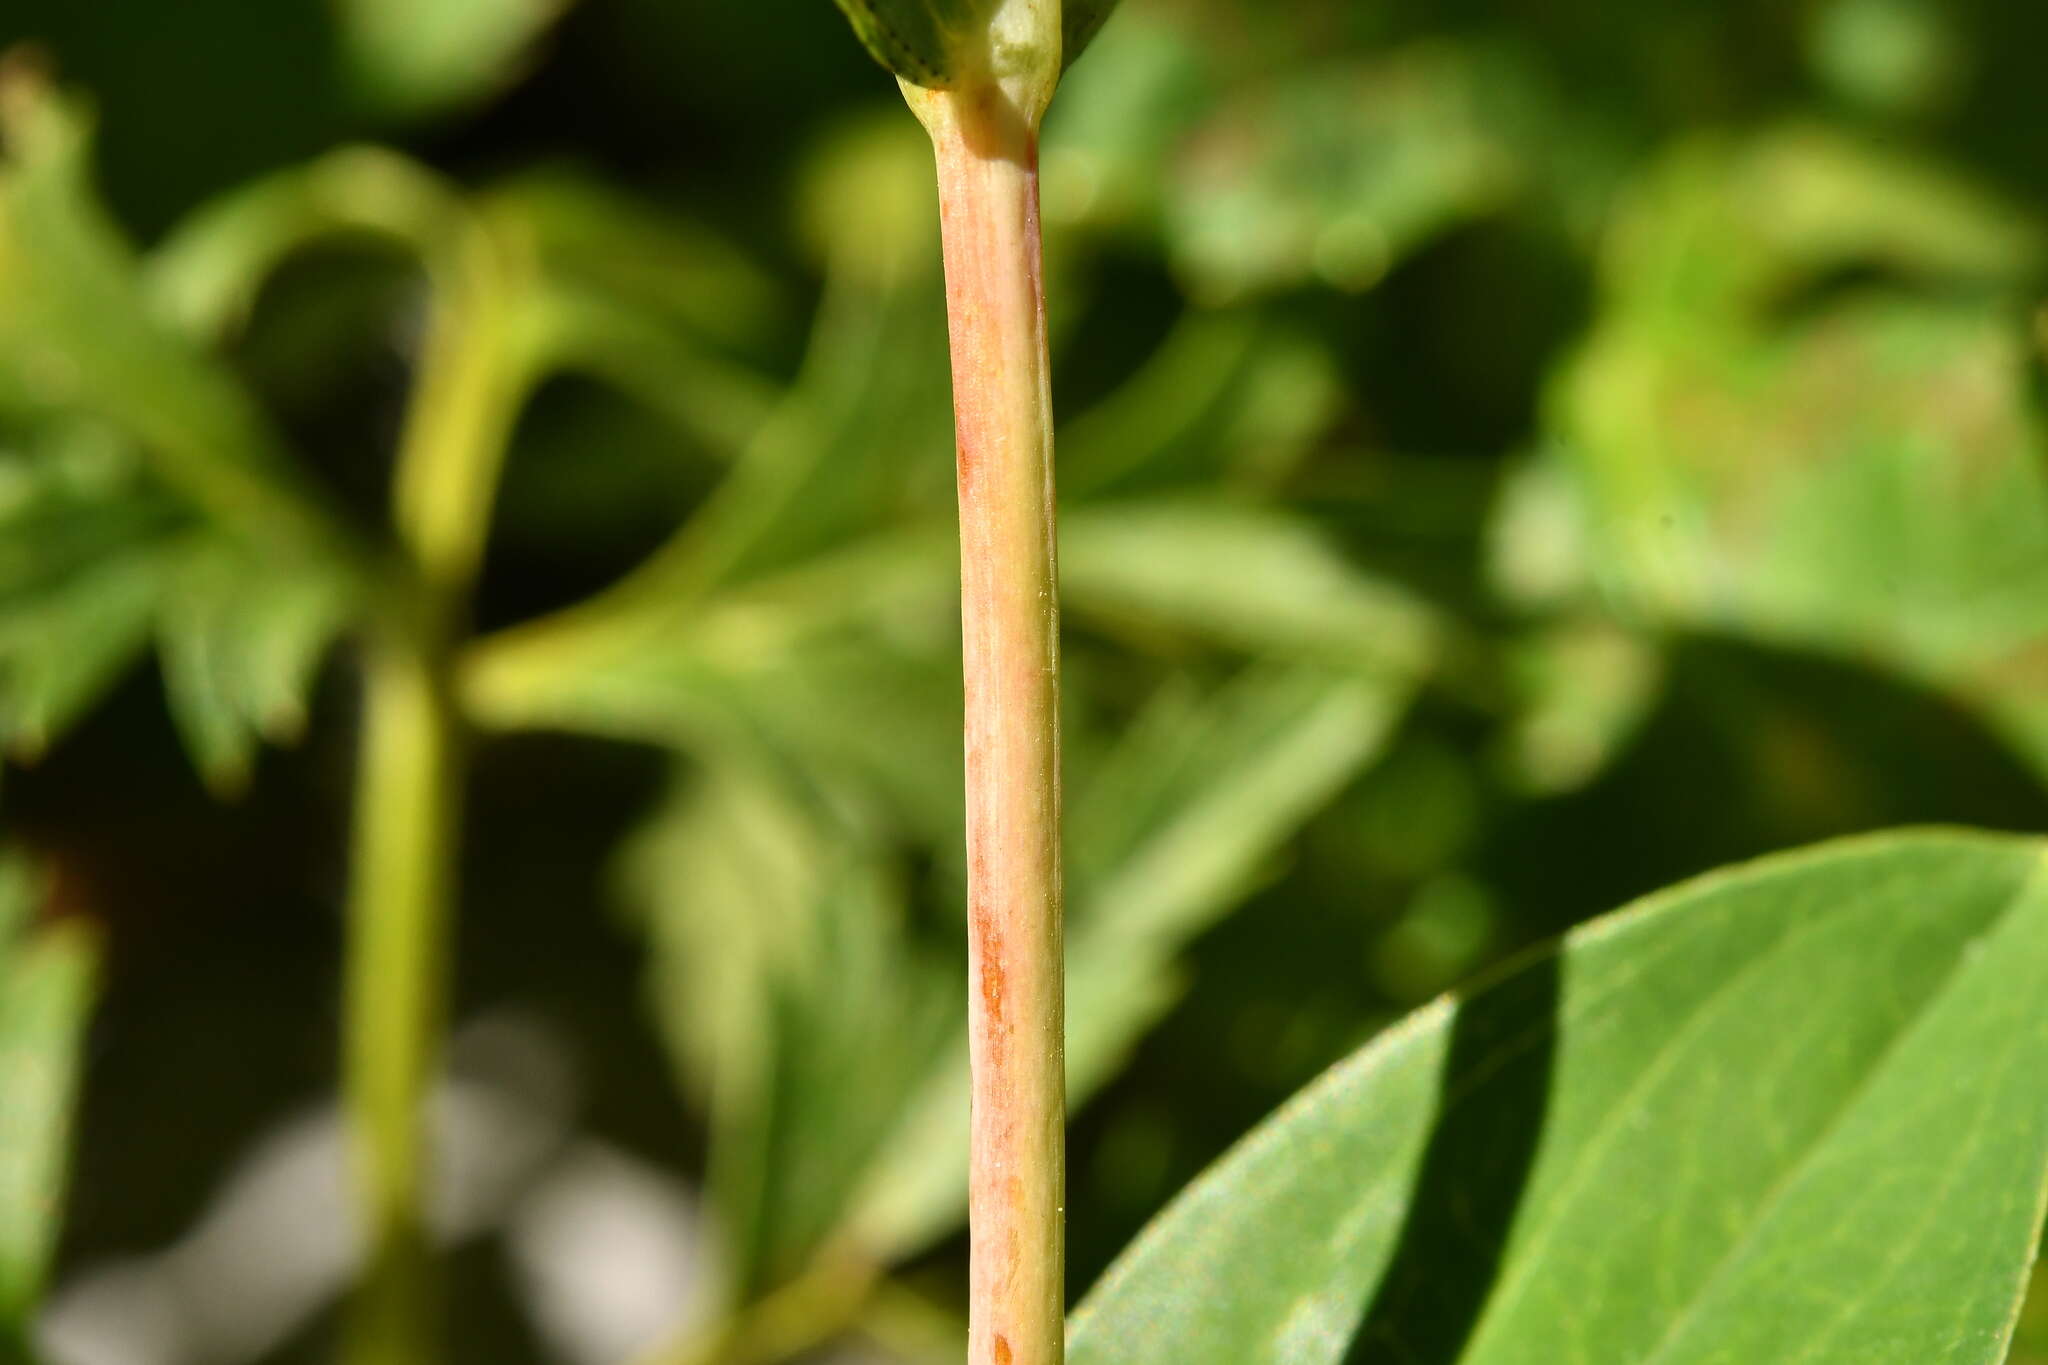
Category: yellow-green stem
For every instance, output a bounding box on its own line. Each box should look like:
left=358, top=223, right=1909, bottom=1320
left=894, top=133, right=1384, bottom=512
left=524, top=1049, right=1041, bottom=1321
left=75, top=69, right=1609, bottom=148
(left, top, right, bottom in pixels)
left=910, top=78, right=1066, bottom=1365
left=341, top=213, right=530, bottom=1362
left=342, top=625, right=460, bottom=1364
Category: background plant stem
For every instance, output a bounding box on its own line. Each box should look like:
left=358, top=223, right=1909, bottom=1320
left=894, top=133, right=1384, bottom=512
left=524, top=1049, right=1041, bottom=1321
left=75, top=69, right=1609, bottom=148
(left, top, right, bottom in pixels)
left=913, top=79, right=1066, bottom=1365
left=341, top=625, right=458, bottom=1365
left=340, top=217, right=530, bottom=1364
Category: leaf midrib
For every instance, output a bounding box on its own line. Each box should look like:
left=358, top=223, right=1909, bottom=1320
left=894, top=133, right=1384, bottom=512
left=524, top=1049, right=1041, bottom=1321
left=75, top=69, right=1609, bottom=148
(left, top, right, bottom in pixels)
left=1624, top=850, right=2048, bottom=1365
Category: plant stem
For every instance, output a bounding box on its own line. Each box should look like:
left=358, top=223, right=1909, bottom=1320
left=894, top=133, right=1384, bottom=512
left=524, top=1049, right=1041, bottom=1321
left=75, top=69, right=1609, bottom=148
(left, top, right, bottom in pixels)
left=342, top=623, right=458, bottom=1365
left=913, top=80, right=1065, bottom=1365
left=341, top=215, right=531, bottom=1363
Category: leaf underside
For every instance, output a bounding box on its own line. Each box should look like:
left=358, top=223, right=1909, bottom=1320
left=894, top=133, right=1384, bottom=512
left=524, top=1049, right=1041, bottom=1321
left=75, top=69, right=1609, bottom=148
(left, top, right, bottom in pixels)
left=1069, top=830, right=2048, bottom=1365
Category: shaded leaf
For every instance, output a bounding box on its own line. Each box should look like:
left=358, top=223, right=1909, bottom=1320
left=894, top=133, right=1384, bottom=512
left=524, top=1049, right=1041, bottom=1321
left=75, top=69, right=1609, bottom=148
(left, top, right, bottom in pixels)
left=0, top=427, right=179, bottom=759
left=1070, top=831, right=2048, bottom=1365
left=1056, top=312, right=1342, bottom=496
left=0, top=74, right=342, bottom=557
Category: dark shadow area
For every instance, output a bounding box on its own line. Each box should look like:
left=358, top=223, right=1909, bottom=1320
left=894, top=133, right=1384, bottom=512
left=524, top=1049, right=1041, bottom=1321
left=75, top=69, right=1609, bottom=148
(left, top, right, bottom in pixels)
left=1342, top=950, right=1560, bottom=1363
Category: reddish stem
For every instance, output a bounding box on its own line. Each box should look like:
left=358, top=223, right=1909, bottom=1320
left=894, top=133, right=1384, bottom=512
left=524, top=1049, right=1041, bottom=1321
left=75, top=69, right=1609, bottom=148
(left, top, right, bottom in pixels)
left=921, top=81, right=1066, bottom=1365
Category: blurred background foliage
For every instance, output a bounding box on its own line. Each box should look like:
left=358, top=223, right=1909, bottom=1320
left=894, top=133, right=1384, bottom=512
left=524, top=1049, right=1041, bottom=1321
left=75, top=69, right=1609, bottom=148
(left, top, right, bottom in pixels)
left=0, top=0, right=2045, bottom=1360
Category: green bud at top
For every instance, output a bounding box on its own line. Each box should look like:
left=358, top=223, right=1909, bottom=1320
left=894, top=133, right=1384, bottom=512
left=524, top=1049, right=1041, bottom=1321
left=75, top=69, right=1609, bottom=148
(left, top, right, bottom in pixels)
left=831, top=0, right=1120, bottom=90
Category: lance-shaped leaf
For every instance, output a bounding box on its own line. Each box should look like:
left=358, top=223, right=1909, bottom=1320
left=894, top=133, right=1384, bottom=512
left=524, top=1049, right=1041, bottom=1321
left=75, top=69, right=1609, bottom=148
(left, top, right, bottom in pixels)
left=1068, top=830, right=2048, bottom=1365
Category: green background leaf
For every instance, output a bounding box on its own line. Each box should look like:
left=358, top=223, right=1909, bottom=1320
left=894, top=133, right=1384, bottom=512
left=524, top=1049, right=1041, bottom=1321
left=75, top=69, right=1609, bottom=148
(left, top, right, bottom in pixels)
left=1070, top=831, right=2048, bottom=1365
left=0, top=852, right=96, bottom=1339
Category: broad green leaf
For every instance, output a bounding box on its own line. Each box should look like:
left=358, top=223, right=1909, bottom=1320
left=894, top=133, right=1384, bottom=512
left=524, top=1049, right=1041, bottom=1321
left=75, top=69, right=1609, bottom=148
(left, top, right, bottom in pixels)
left=1069, top=831, right=2048, bottom=1365
left=335, top=0, right=572, bottom=119
left=1512, top=127, right=2048, bottom=781
left=0, top=852, right=96, bottom=1337
left=844, top=666, right=1409, bottom=1258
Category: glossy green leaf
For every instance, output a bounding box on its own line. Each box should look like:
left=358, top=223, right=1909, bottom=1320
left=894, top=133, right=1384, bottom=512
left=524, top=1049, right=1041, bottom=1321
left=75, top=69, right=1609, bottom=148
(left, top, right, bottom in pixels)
left=0, top=852, right=96, bottom=1336
left=1069, top=831, right=2048, bottom=1365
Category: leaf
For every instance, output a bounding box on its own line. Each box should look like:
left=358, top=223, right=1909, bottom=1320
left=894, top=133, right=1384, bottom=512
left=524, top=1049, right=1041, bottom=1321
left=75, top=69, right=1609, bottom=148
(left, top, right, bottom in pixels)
left=1068, top=831, right=2048, bottom=1365
left=0, top=73, right=340, bottom=557
left=1055, top=312, right=1342, bottom=496
left=334, top=0, right=572, bottom=119
left=1062, top=0, right=1124, bottom=69
left=1061, top=500, right=1442, bottom=679
left=831, top=0, right=984, bottom=88
left=1515, top=126, right=2048, bottom=781
left=0, top=851, right=97, bottom=1337
left=844, top=666, right=1410, bottom=1258
left=1160, top=47, right=1522, bottom=302
left=0, top=426, right=179, bottom=759
left=0, top=413, right=353, bottom=783
left=157, top=541, right=355, bottom=794
left=621, top=763, right=955, bottom=1295
left=146, top=147, right=464, bottom=341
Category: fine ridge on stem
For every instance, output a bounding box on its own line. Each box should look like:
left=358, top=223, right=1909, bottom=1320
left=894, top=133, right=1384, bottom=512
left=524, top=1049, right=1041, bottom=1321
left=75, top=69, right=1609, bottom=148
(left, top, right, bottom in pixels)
left=912, top=76, right=1067, bottom=1365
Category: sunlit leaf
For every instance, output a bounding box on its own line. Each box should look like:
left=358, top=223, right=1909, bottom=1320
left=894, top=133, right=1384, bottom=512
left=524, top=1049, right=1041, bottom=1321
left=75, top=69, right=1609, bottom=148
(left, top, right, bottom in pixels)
left=1070, top=831, right=2048, bottom=1365
left=1514, top=127, right=2048, bottom=781
left=1160, top=47, right=1522, bottom=302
